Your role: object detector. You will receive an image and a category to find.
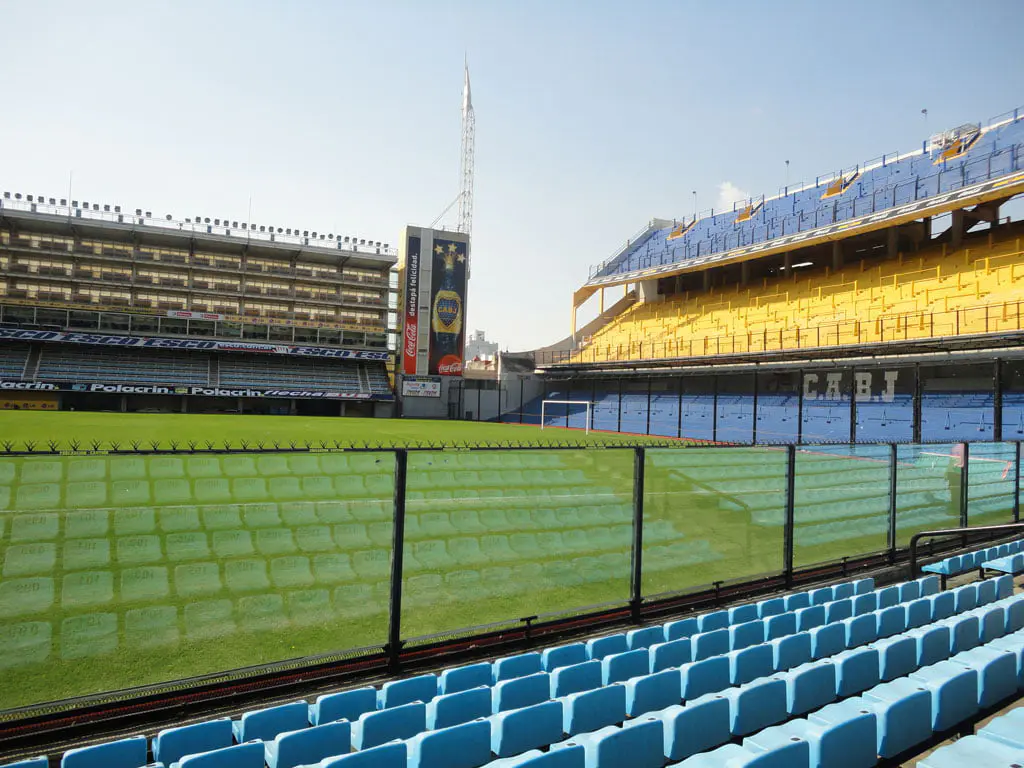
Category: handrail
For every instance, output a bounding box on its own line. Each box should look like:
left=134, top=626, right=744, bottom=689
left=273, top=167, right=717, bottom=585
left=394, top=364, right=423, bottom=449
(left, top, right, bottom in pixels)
left=909, top=522, right=1024, bottom=578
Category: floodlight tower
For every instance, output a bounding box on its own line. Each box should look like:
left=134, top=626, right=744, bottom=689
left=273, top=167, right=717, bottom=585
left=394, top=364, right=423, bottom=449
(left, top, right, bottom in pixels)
left=457, top=61, right=476, bottom=276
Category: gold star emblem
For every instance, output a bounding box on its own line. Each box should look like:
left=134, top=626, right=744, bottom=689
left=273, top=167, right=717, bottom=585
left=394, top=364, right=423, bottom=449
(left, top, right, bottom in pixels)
left=434, top=245, right=444, bottom=255
left=457, top=253, right=466, bottom=263
left=448, top=243, right=458, bottom=254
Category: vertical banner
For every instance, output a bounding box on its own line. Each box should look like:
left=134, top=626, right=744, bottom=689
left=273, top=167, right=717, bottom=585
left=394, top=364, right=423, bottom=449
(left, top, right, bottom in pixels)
left=429, top=238, right=468, bottom=376
left=402, top=234, right=421, bottom=375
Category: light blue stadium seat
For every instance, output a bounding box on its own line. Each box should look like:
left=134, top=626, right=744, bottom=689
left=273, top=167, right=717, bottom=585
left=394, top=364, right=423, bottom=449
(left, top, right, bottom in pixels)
left=601, top=649, right=648, bottom=685
left=824, top=599, right=852, bottom=624
left=871, top=635, right=917, bottom=683
left=309, top=687, right=376, bottom=726
left=351, top=701, right=426, bottom=750
left=698, top=610, right=729, bottom=633
left=692, top=629, right=729, bottom=661
left=542, top=644, right=587, bottom=672
left=809, top=588, right=832, bottom=606
left=378, top=673, right=437, bottom=708
left=649, top=638, right=691, bottom=673
left=851, top=593, right=877, bottom=617
left=907, top=624, right=951, bottom=667
left=765, top=612, right=796, bottom=641
left=729, top=620, right=765, bottom=651
left=550, top=661, right=601, bottom=698
left=769, top=632, right=811, bottom=672
left=897, top=580, right=920, bottom=604
left=949, top=646, right=1018, bottom=708
left=728, top=645, right=773, bottom=686
left=562, top=684, right=625, bottom=736
left=810, top=623, right=845, bottom=660
left=728, top=604, right=759, bottom=625
left=994, top=574, right=1015, bottom=600
left=2, top=759, right=48, bottom=768
left=153, top=719, right=233, bottom=766
left=856, top=678, right=932, bottom=758
left=670, top=740, right=806, bottom=768
left=653, top=695, right=731, bottom=762
left=493, top=673, right=550, bottom=713
left=942, top=614, right=981, bottom=654
left=760, top=597, right=789, bottom=618
left=852, top=578, right=874, bottom=595
left=977, top=578, right=998, bottom=606
left=953, top=584, right=979, bottom=613
left=483, top=746, right=585, bottom=767
left=173, top=741, right=265, bottom=768
left=917, top=575, right=940, bottom=597
left=793, top=698, right=879, bottom=768
left=406, top=719, right=491, bottom=768
left=831, top=582, right=855, bottom=601
left=627, top=626, right=664, bottom=650
left=489, top=700, right=564, bottom=758
left=780, top=660, right=836, bottom=716
left=265, top=721, right=349, bottom=768
left=427, top=687, right=491, bottom=729
left=441, top=663, right=493, bottom=695
left=62, top=736, right=148, bottom=768
left=680, top=656, right=730, bottom=700
left=908, top=659, right=979, bottom=731
left=918, top=734, right=1024, bottom=767
left=793, top=606, right=824, bottom=633
left=724, top=677, right=788, bottom=736
left=623, top=669, right=681, bottom=716
left=232, top=701, right=308, bottom=743
left=831, top=646, right=880, bottom=698
left=494, top=653, right=543, bottom=682
left=929, top=592, right=956, bottom=621
left=875, top=586, right=899, bottom=610
left=876, top=605, right=906, bottom=638
left=313, top=741, right=406, bottom=767
left=585, top=635, right=628, bottom=661
left=664, top=618, right=699, bottom=641
left=904, top=598, right=932, bottom=630
left=555, top=719, right=663, bottom=768
left=842, top=614, right=877, bottom=648
left=978, top=706, right=1024, bottom=749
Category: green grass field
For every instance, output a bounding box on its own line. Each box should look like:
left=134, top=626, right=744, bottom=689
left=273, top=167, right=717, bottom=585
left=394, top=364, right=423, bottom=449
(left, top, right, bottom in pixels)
left=0, top=411, right=682, bottom=451
left=0, top=412, right=1014, bottom=715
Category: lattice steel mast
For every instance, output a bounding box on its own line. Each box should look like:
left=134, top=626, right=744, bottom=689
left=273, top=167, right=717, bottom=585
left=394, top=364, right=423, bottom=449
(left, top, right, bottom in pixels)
left=457, top=61, right=475, bottom=276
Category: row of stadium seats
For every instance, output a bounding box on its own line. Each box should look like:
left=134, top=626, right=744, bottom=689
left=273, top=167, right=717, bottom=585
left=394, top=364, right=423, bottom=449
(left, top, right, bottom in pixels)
left=578, top=227, right=1024, bottom=364
left=1, top=344, right=392, bottom=395
left=17, top=573, right=1024, bottom=768
left=918, top=706, right=1024, bottom=766
left=592, top=113, right=1024, bottom=280
left=923, top=539, right=1024, bottom=579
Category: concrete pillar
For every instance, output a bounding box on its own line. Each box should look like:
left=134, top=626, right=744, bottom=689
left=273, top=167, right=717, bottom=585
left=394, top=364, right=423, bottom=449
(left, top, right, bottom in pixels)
left=783, top=252, right=792, bottom=272
left=952, top=209, right=964, bottom=248
left=637, top=278, right=661, bottom=304
left=887, top=227, right=898, bottom=259
left=120, top=395, right=128, bottom=413
left=702, top=269, right=711, bottom=292
left=237, top=397, right=244, bottom=414
left=740, top=261, right=750, bottom=286
left=831, top=241, right=843, bottom=272
left=599, top=287, right=605, bottom=314
left=181, top=396, right=188, bottom=414
left=922, top=216, right=931, bottom=240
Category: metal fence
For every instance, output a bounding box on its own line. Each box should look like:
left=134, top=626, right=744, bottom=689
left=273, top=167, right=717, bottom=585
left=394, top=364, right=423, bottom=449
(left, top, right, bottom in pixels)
left=0, top=440, right=1020, bottom=717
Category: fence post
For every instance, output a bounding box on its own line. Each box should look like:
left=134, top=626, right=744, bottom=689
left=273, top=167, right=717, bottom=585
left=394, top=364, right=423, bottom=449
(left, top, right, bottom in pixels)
left=888, top=443, right=898, bottom=563
left=1015, top=442, right=1021, bottom=523
left=784, top=445, right=797, bottom=588
left=386, top=449, right=409, bottom=672
left=629, top=447, right=646, bottom=622
left=960, top=443, right=970, bottom=537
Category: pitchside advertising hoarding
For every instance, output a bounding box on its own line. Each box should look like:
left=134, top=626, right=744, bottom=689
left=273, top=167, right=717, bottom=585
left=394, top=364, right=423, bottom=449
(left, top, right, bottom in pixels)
left=0, top=379, right=393, bottom=401
left=399, top=226, right=469, bottom=379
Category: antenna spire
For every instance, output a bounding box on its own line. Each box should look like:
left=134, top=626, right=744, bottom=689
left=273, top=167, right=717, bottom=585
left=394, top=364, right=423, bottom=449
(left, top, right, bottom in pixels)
left=458, top=60, right=476, bottom=276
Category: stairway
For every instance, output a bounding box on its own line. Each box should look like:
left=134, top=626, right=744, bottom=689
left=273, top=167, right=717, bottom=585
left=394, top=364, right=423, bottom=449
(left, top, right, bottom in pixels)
left=208, top=356, right=220, bottom=386
left=22, top=345, right=42, bottom=380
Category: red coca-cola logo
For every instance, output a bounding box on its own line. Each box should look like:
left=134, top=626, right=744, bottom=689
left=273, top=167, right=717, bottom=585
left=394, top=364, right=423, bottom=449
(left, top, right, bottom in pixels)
left=404, top=323, right=417, bottom=357
left=437, top=355, right=463, bottom=375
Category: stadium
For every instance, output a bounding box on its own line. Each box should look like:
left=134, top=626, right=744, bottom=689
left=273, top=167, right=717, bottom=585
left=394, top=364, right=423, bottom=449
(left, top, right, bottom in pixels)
left=3, top=14, right=1024, bottom=768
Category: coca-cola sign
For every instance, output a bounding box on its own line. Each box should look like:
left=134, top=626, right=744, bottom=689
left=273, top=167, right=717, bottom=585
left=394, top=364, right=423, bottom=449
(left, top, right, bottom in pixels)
left=402, top=234, right=421, bottom=376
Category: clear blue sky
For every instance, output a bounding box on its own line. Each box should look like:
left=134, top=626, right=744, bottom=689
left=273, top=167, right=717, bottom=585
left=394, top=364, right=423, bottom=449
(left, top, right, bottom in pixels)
left=2, top=1, right=1022, bottom=350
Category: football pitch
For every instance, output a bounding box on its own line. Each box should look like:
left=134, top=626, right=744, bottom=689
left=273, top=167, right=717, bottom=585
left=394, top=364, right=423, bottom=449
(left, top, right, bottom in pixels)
left=0, top=412, right=1006, bottom=714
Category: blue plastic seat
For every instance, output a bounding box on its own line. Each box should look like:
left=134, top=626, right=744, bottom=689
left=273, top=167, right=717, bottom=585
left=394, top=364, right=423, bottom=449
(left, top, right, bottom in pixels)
left=916, top=575, right=940, bottom=597
left=824, top=598, right=852, bottom=624
left=585, top=635, right=628, bottom=661
left=692, top=629, right=729, bottom=661
left=351, top=701, right=426, bottom=750
left=908, top=660, right=979, bottom=731
left=562, top=684, right=626, bottom=736
left=810, top=623, right=845, bottom=660
left=494, top=653, right=543, bottom=682
left=809, top=588, right=832, bottom=606
left=2, top=759, right=48, bottom=768
left=904, top=598, right=932, bottom=630
left=942, top=614, right=981, bottom=654
left=427, top=687, right=491, bottom=729
left=62, top=736, right=148, bottom=768
left=929, top=592, right=956, bottom=621
left=876, top=605, right=906, bottom=638
left=851, top=593, right=877, bottom=617
left=379, top=673, right=437, bottom=708
left=664, top=617, right=699, bottom=641
left=490, top=700, right=564, bottom=758
left=649, top=638, right=691, bottom=673
left=976, top=578, right=997, bottom=606
left=765, top=612, right=796, bottom=641
left=897, top=580, right=920, bottom=603
left=769, top=632, right=811, bottom=672
left=953, top=584, right=978, bottom=613
left=171, top=741, right=264, bottom=768
left=794, top=605, right=824, bottom=632
left=542, top=644, right=587, bottom=672
left=550, top=660, right=602, bottom=698
left=871, top=635, right=917, bottom=682
left=832, top=582, right=855, bottom=601
left=856, top=678, right=932, bottom=758
left=265, top=721, right=350, bottom=768
left=680, top=656, right=730, bottom=700
left=978, top=706, right=1024, bottom=749
left=153, top=719, right=232, bottom=766
left=875, top=586, right=899, bottom=610
left=482, top=746, right=584, bottom=767
left=602, top=649, right=648, bottom=685
left=671, top=740, right=806, bottom=767
left=627, top=626, right=664, bottom=650
left=558, top=719, right=664, bottom=768
left=949, top=646, right=1018, bottom=708
left=832, top=646, right=881, bottom=697
left=728, top=620, right=765, bottom=652
left=918, top=734, right=1024, bottom=768
left=232, top=701, right=308, bottom=744
left=779, top=594, right=805, bottom=613
left=780, top=660, right=836, bottom=716
left=441, top=663, right=492, bottom=695
left=698, top=610, right=729, bottom=632
left=493, top=672, right=550, bottom=713
left=654, top=695, right=731, bottom=762
left=623, top=669, right=681, bottom=716
left=842, top=614, right=877, bottom=648
left=728, top=645, right=773, bottom=686
left=313, top=742, right=406, bottom=768
left=724, top=677, right=788, bottom=736
left=797, top=698, right=878, bottom=768
left=728, top=604, right=759, bottom=625
left=976, top=605, right=1007, bottom=644
left=406, top=719, right=491, bottom=768
left=309, top=687, right=376, bottom=726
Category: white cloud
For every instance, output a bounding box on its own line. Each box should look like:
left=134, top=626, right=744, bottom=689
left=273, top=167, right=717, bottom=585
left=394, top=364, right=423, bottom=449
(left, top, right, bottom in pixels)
left=716, top=181, right=749, bottom=212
